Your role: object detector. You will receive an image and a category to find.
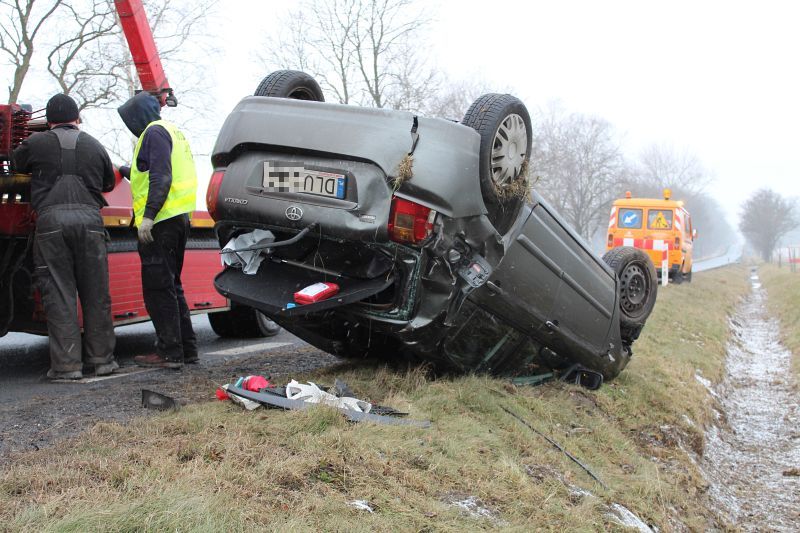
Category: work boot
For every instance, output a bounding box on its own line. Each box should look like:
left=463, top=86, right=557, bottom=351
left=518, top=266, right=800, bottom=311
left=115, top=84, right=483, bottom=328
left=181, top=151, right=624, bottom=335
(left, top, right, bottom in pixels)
left=95, top=360, right=120, bottom=376
left=47, top=369, right=83, bottom=380
left=134, top=354, right=183, bottom=369
left=184, top=353, right=199, bottom=364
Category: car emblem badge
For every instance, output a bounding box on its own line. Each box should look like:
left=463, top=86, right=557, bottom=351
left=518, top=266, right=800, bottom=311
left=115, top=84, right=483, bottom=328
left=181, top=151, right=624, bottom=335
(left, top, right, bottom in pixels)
left=285, top=206, right=303, bottom=221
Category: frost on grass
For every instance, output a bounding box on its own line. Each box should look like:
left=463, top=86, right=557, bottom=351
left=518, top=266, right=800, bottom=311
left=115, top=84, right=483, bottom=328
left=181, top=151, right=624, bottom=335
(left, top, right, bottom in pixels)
left=445, top=495, right=505, bottom=525
left=607, top=503, right=654, bottom=532
left=347, top=500, right=374, bottom=513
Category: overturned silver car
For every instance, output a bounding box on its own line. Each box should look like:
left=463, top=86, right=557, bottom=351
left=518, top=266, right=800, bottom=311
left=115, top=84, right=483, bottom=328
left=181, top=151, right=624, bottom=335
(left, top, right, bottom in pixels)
left=208, top=70, right=657, bottom=381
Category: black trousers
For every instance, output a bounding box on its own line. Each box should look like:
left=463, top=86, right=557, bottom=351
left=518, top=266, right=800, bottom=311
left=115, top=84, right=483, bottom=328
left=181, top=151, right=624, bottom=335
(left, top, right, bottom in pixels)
left=34, top=206, right=115, bottom=372
left=138, top=214, right=197, bottom=362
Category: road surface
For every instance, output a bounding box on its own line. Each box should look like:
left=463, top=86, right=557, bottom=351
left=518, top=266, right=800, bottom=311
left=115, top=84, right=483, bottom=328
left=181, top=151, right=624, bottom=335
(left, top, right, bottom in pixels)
left=0, top=315, right=337, bottom=462
left=694, top=242, right=744, bottom=272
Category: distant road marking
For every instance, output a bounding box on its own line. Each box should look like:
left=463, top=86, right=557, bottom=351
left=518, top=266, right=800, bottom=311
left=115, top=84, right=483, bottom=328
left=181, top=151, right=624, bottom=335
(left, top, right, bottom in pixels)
left=205, top=342, right=293, bottom=357
left=51, top=367, right=157, bottom=384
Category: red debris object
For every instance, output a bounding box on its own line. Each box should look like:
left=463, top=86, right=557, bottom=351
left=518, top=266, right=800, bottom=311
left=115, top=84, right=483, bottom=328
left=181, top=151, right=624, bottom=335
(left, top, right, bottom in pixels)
left=215, top=387, right=229, bottom=401
left=242, top=375, right=271, bottom=392
left=294, top=282, right=340, bottom=305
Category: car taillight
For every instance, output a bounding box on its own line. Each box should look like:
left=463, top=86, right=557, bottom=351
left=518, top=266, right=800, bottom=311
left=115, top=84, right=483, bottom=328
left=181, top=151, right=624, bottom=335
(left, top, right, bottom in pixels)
left=607, top=234, right=614, bottom=248
left=206, top=170, right=225, bottom=220
left=388, top=196, right=435, bottom=245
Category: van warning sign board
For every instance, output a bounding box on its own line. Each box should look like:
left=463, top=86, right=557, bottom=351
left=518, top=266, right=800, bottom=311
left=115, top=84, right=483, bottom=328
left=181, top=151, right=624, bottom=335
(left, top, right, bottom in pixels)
left=648, top=209, right=673, bottom=230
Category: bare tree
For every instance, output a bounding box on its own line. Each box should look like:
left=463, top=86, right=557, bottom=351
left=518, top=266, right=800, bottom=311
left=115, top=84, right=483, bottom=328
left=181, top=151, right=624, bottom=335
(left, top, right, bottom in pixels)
left=530, top=103, right=629, bottom=240
left=739, top=188, right=799, bottom=261
left=45, top=0, right=118, bottom=111
left=0, top=0, right=63, bottom=103
left=634, top=143, right=712, bottom=195
left=261, top=0, right=434, bottom=110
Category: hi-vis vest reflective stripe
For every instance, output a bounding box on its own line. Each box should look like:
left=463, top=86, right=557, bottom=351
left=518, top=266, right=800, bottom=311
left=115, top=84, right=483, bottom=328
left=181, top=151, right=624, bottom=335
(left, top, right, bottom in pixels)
left=130, top=120, right=197, bottom=227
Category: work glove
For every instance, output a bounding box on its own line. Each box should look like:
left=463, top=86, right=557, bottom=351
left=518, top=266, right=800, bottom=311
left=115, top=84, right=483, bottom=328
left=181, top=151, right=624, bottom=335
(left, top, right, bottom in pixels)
left=138, top=217, right=155, bottom=244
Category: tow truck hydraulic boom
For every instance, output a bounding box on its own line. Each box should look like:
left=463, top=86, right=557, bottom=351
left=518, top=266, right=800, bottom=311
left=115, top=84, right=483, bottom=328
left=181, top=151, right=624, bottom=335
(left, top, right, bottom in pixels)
left=114, top=0, right=177, bottom=107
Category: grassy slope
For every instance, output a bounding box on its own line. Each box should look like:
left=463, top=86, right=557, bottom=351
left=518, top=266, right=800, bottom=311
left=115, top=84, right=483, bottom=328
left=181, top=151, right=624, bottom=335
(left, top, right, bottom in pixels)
left=759, top=264, right=800, bottom=377
left=0, top=267, right=748, bottom=532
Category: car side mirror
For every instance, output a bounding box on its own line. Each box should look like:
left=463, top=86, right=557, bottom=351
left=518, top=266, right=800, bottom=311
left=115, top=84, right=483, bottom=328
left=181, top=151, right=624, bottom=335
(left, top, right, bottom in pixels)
left=559, top=365, right=604, bottom=390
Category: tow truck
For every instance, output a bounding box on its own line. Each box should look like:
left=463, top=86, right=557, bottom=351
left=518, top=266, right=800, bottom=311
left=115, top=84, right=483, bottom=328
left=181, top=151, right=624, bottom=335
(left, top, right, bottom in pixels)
left=0, top=0, right=276, bottom=340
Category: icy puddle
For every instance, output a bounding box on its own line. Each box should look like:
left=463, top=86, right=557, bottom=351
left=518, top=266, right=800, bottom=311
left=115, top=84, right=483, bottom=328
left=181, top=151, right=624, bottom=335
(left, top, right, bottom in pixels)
left=702, top=271, right=800, bottom=530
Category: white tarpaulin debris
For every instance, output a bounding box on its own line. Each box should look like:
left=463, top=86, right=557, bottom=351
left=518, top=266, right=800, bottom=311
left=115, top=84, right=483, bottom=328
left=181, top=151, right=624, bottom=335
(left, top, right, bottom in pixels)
left=285, top=379, right=372, bottom=413
left=221, top=229, right=275, bottom=275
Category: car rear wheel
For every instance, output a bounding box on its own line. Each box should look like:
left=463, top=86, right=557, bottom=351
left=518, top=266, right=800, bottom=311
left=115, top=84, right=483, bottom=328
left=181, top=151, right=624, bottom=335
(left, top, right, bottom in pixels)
left=254, top=70, right=325, bottom=101
left=462, top=93, right=532, bottom=234
left=208, top=304, right=281, bottom=338
left=602, top=246, right=658, bottom=343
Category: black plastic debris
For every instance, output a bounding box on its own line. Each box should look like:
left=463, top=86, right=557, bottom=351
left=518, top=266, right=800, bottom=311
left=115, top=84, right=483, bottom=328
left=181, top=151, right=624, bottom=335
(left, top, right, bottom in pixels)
left=141, top=389, right=178, bottom=411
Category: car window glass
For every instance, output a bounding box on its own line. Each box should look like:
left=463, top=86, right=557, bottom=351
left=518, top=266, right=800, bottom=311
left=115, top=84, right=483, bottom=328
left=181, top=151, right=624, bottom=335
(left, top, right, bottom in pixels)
left=443, top=303, right=516, bottom=371
left=618, top=208, right=643, bottom=229
left=648, top=209, right=673, bottom=230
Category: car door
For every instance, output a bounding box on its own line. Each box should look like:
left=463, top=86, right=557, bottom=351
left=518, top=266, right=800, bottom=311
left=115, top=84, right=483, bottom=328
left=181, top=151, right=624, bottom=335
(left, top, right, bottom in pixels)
left=469, top=203, right=561, bottom=343
left=533, top=199, right=617, bottom=356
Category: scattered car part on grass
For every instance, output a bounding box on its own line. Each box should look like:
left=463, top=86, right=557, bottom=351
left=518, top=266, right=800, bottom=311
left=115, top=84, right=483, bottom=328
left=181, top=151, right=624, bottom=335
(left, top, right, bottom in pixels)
left=226, top=386, right=431, bottom=428
left=286, top=379, right=372, bottom=412
left=141, top=389, right=178, bottom=411
left=501, top=406, right=608, bottom=490
left=209, top=69, right=659, bottom=382
left=509, top=364, right=604, bottom=390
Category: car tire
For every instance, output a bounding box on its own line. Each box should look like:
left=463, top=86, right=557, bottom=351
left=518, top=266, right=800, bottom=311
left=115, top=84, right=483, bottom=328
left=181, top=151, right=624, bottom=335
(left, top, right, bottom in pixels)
left=208, top=304, right=281, bottom=338
left=254, top=70, right=325, bottom=101
left=461, top=93, right=532, bottom=234
left=602, top=246, right=658, bottom=343
left=255, top=309, right=282, bottom=337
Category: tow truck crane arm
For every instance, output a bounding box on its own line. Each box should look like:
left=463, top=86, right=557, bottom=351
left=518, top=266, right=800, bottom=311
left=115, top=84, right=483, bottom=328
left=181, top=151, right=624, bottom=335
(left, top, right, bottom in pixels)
left=114, top=0, right=177, bottom=107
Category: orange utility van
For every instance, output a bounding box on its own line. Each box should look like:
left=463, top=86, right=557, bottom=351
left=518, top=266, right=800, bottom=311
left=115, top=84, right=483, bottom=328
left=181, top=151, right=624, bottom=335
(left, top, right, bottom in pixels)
left=606, top=189, right=696, bottom=283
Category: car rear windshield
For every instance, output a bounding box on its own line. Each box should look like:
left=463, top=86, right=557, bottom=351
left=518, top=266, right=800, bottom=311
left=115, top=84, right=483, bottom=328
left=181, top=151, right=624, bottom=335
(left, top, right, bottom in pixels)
left=647, top=209, right=673, bottom=230
left=617, top=208, right=643, bottom=229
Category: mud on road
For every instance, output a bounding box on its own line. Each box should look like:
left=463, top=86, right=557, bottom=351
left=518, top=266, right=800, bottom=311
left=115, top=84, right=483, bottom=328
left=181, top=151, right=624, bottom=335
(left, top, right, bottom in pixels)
left=0, top=320, right=338, bottom=465
left=702, top=270, right=800, bottom=531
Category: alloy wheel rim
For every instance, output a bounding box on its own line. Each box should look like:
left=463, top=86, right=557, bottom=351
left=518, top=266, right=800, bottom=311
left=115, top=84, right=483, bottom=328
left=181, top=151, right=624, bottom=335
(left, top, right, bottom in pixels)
left=491, top=114, right=528, bottom=186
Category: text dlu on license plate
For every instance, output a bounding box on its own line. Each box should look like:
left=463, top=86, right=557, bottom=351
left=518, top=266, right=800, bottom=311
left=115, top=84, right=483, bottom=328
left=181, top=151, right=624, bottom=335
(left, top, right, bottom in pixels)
left=263, top=162, right=346, bottom=199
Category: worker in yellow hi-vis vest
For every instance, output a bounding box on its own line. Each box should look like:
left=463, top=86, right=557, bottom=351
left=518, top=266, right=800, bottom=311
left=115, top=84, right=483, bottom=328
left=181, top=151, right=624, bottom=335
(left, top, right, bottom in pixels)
left=118, top=92, right=198, bottom=369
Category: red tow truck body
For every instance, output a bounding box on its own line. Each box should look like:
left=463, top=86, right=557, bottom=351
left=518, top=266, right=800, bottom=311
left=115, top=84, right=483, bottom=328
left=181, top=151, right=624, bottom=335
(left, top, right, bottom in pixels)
left=0, top=0, right=228, bottom=337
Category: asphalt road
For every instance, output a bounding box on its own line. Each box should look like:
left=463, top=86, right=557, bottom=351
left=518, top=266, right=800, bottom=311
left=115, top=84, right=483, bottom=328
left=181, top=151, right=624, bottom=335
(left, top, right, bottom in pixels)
left=0, top=315, right=338, bottom=461
left=694, top=242, right=744, bottom=272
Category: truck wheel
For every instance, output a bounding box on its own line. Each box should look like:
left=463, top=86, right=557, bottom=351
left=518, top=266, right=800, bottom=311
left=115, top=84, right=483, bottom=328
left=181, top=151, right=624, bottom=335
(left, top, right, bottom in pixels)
left=602, top=246, right=658, bottom=343
left=685, top=269, right=693, bottom=283
left=255, top=310, right=282, bottom=336
left=254, top=70, right=325, bottom=101
left=208, top=304, right=281, bottom=338
left=462, top=93, right=532, bottom=234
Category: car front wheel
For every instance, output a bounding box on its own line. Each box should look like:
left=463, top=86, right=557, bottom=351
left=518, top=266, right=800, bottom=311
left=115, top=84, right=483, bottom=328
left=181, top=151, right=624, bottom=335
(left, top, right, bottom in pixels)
left=602, top=246, right=658, bottom=343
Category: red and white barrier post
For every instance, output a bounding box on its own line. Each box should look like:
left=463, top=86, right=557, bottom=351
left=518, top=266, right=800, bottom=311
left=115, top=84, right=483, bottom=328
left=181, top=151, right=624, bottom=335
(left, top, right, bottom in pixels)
left=656, top=241, right=669, bottom=286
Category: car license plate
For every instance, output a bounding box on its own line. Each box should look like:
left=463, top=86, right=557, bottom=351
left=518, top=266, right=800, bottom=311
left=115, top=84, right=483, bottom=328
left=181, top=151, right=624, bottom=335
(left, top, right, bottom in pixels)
left=262, top=162, right=346, bottom=199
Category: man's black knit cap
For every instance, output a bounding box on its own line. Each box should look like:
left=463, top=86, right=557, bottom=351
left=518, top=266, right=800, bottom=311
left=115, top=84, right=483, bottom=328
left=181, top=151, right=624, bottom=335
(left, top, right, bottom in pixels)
left=46, top=93, right=80, bottom=124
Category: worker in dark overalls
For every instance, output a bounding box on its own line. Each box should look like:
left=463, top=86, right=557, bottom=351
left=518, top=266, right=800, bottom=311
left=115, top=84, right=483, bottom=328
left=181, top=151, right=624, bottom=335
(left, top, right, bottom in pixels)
left=13, top=94, right=118, bottom=380
left=117, top=93, right=198, bottom=369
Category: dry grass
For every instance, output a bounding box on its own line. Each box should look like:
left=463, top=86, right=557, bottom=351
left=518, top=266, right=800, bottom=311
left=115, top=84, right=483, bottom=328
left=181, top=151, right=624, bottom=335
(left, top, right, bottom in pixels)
left=758, top=263, right=800, bottom=377
left=495, top=160, right=531, bottom=202
left=391, top=155, right=414, bottom=192
left=0, top=267, right=749, bottom=531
